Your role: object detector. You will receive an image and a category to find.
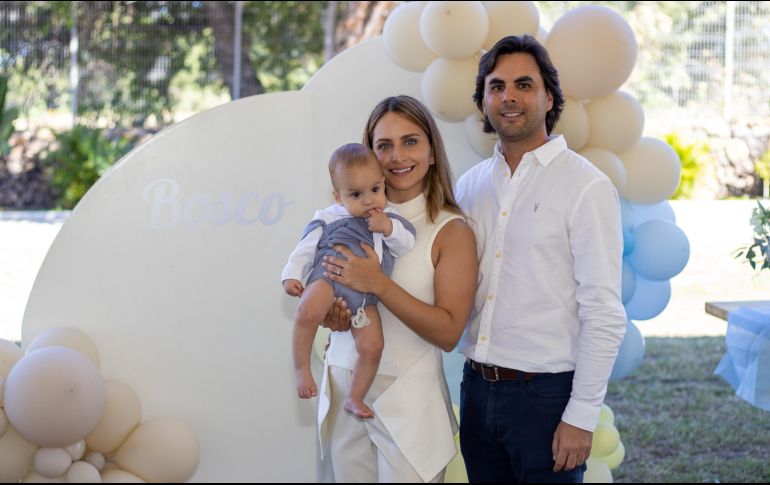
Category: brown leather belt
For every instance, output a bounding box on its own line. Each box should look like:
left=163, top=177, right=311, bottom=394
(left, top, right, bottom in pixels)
left=468, top=358, right=541, bottom=382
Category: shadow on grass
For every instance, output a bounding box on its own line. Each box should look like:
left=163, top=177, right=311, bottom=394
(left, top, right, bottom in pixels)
left=607, top=337, right=770, bottom=483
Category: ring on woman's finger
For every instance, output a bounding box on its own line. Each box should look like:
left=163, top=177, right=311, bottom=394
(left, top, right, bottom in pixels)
left=337, top=268, right=341, bottom=276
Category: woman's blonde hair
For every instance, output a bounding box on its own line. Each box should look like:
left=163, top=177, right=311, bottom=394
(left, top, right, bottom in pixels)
left=363, top=95, right=464, bottom=223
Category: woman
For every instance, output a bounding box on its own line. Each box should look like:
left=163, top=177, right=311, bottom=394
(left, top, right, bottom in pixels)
left=317, top=95, right=478, bottom=482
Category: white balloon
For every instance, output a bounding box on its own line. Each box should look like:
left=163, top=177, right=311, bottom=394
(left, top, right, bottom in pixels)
left=620, top=137, right=682, bottom=205
left=421, top=57, right=479, bottom=122
left=100, top=469, right=145, bottom=483
left=84, top=451, right=106, bottom=471
left=0, top=425, right=37, bottom=482
left=4, top=347, right=106, bottom=447
left=25, top=327, right=100, bottom=369
left=553, top=98, right=589, bottom=151
left=584, top=456, right=614, bottom=483
left=464, top=112, right=498, bottom=158
left=382, top=2, right=437, bottom=72
left=535, top=25, right=549, bottom=45
left=33, top=448, right=73, bottom=479
left=546, top=5, right=637, bottom=100
left=0, top=338, right=23, bottom=379
left=0, top=375, right=4, bottom=407
left=420, top=1, right=488, bottom=60
left=86, top=380, right=142, bottom=454
left=482, top=1, right=540, bottom=50
left=22, top=471, right=67, bottom=483
left=586, top=91, right=645, bottom=154
left=65, top=440, right=86, bottom=461
left=579, top=147, right=627, bottom=193
left=113, top=418, right=199, bottom=483
left=66, top=461, right=101, bottom=483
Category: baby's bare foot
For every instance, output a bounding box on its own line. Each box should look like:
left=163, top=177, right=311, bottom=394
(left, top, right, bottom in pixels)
left=344, top=397, right=374, bottom=419
left=296, top=368, right=317, bottom=399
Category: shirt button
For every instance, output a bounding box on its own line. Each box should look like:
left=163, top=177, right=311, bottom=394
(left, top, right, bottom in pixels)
left=480, top=336, right=488, bottom=342
left=496, top=251, right=501, bottom=258
left=501, top=211, right=508, bottom=217
left=487, top=294, right=494, bottom=301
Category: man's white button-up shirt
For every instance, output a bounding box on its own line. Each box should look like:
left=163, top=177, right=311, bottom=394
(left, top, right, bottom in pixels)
left=456, top=135, right=627, bottom=431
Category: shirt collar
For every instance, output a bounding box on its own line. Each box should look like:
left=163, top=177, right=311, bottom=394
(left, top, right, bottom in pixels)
left=492, top=134, right=567, bottom=168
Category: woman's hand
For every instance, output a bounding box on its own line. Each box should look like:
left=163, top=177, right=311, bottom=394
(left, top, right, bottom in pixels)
left=323, top=243, right=388, bottom=295
left=321, top=297, right=352, bottom=332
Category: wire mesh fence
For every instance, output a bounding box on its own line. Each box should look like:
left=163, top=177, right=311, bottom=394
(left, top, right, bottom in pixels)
left=1, top=1, right=768, bottom=130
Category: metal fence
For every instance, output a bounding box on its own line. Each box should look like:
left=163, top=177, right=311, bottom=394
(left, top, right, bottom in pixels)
left=1, top=1, right=769, bottom=130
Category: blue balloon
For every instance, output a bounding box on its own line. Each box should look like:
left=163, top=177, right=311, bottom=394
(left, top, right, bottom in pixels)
left=443, top=349, right=466, bottom=405
left=630, top=200, right=676, bottom=227
left=610, top=320, right=645, bottom=381
left=622, top=260, right=637, bottom=305
left=623, top=228, right=636, bottom=257
left=624, top=276, right=671, bottom=320
left=619, top=198, right=635, bottom=232
left=628, top=219, right=690, bottom=281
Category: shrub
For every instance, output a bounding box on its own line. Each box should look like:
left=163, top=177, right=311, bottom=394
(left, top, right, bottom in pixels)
left=664, top=132, right=713, bottom=200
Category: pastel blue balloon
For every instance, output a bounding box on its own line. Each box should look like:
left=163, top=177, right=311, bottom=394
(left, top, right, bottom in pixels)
left=622, top=260, right=637, bottom=305
left=628, top=219, right=690, bottom=281
left=624, top=276, right=671, bottom=320
left=630, top=200, right=676, bottom=227
left=609, top=320, right=645, bottom=381
left=442, top=349, right=466, bottom=405
left=619, top=198, right=635, bottom=232
left=623, top=229, right=635, bottom=257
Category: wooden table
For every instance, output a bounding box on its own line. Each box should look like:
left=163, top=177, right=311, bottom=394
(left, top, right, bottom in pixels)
left=705, top=300, right=770, bottom=321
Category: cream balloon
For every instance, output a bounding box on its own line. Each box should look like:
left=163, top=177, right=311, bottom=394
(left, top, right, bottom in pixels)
left=86, top=380, right=142, bottom=454
left=100, top=470, right=145, bottom=483
left=66, top=461, right=101, bottom=483
left=25, top=327, right=100, bottom=369
left=420, top=1, right=488, bottom=60
left=84, top=451, right=106, bottom=471
left=33, top=448, right=73, bottom=479
left=0, top=408, right=7, bottom=438
left=4, top=347, right=106, bottom=447
left=0, top=425, right=37, bottom=482
left=620, top=137, right=682, bottom=204
left=464, top=112, right=498, bottom=159
left=65, top=440, right=86, bottom=461
left=22, top=471, right=67, bottom=483
left=552, top=98, right=589, bottom=151
left=482, top=1, right=539, bottom=50
left=0, top=374, right=4, bottom=407
left=598, top=403, right=615, bottom=426
left=590, top=422, right=620, bottom=458
left=546, top=5, right=637, bottom=100
left=382, top=2, right=437, bottom=72
left=0, top=338, right=23, bottom=379
left=535, top=25, right=549, bottom=45
left=579, top=147, right=628, bottom=193
left=421, top=57, right=478, bottom=122
left=600, top=440, right=625, bottom=470
left=113, top=418, right=199, bottom=483
left=586, top=91, right=644, bottom=154
left=584, top=456, right=613, bottom=483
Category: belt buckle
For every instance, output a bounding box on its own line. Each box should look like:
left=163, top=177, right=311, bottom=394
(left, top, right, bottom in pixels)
left=481, top=363, right=499, bottom=382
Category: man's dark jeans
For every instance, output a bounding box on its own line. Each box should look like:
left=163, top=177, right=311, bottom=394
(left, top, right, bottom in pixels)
left=460, top=361, right=586, bottom=483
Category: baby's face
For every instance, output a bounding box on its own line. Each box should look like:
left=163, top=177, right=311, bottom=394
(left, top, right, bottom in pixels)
left=333, top=162, right=387, bottom=217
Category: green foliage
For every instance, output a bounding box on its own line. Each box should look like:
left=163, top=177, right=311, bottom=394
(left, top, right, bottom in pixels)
left=734, top=200, right=770, bottom=272
left=756, top=150, right=770, bottom=182
left=664, top=132, right=712, bottom=200
left=0, top=74, right=19, bottom=156
left=41, top=126, right=136, bottom=209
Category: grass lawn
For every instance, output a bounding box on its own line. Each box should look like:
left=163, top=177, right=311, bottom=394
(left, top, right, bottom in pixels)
left=606, top=336, right=770, bottom=483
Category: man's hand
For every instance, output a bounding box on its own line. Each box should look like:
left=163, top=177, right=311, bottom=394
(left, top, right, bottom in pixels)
left=321, top=297, right=352, bottom=332
left=552, top=421, right=592, bottom=472
left=282, top=279, right=303, bottom=297
left=366, top=208, right=392, bottom=236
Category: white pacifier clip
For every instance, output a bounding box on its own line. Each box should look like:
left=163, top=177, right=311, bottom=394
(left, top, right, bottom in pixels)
left=351, top=294, right=371, bottom=328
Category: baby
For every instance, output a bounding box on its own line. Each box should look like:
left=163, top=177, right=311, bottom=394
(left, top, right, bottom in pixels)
left=281, top=143, right=416, bottom=419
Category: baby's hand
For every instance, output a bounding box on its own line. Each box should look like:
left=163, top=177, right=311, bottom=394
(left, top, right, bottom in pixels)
left=366, top=208, right=392, bottom=236
left=282, top=279, right=304, bottom=297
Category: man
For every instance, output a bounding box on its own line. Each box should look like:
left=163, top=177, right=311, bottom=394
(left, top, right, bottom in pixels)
left=455, top=35, right=627, bottom=483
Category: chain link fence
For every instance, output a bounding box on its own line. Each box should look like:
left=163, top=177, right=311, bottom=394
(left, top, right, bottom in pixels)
left=1, top=1, right=769, bottom=130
